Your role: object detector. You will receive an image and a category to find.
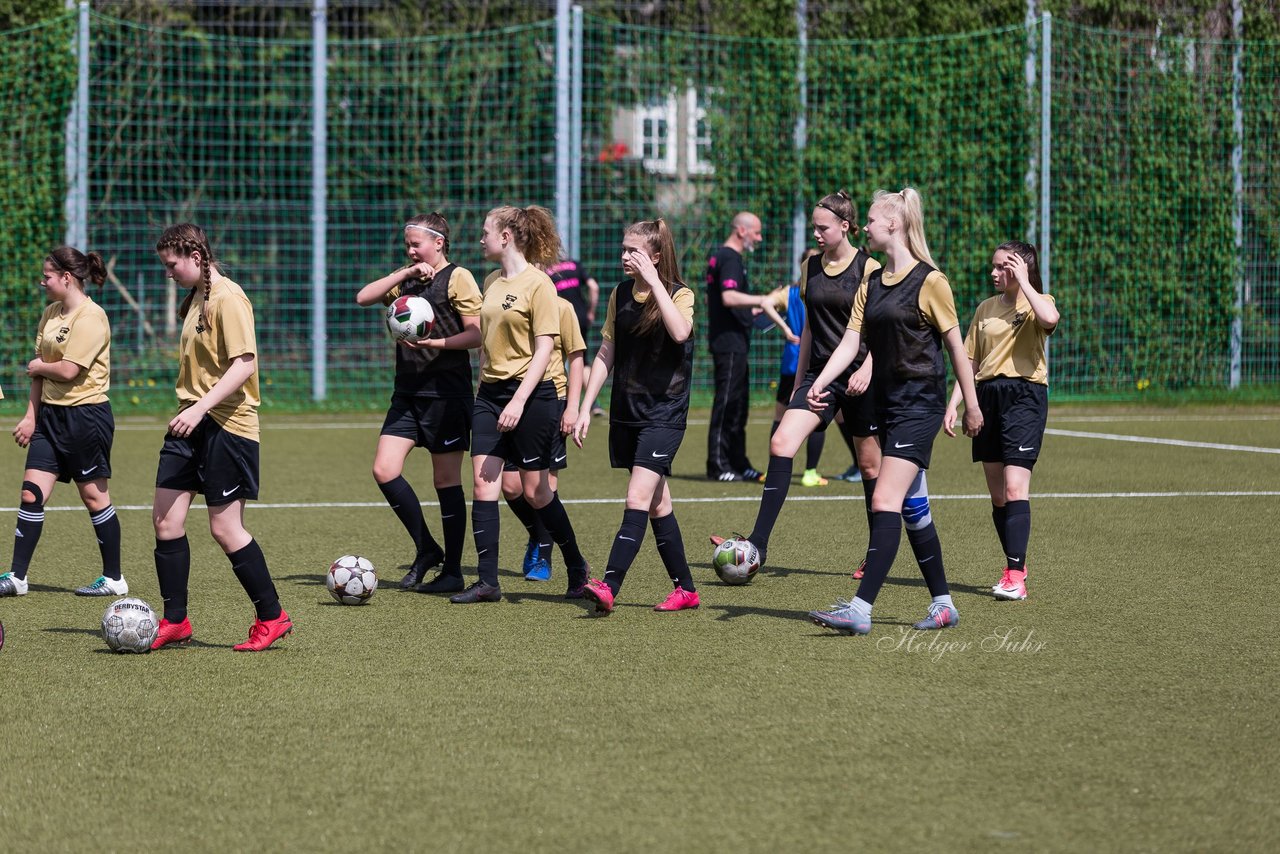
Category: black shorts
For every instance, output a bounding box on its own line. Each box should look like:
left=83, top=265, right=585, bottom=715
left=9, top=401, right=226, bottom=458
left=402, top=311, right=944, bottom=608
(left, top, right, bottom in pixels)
left=776, top=372, right=796, bottom=406
left=472, top=380, right=561, bottom=470
left=505, top=400, right=569, bottom=472
left=609, top=424, right=685, bottom=476
left=156, top=418, right=260, bottom=506
left=972, top=377, right=1049, bottom=469
left=25, top=401, right=114, bottom=483
left=878, top=409, right=943, bottom=470
left=380, top=393, right=472, bottom=454
left=787, top=372, right=878, bottom=437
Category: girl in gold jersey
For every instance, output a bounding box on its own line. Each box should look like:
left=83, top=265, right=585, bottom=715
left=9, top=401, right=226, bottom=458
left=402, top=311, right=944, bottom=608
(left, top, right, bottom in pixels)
left=149, top=223, right=291, bottom=652
left=945, top=241, right=1058, bottom=601
left=1, top=247, right=125, bottom=599
left=453, top=205, right=592, bottom=604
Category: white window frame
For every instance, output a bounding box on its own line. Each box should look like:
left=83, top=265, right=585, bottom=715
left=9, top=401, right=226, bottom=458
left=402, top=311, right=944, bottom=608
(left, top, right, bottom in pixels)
left=636, top=95, right=677, bottom=175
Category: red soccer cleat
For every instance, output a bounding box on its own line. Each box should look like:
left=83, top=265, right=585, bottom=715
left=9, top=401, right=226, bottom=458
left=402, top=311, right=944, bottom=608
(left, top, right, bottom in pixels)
left=654, top=587, right=700, bottom=612
left=582, top=578, right=615, bottom=615
left=151, top=617, right=193, bottom=650
left=851, top=559, right=866, bottom=580
left=233, top=610, right=293, bottom=652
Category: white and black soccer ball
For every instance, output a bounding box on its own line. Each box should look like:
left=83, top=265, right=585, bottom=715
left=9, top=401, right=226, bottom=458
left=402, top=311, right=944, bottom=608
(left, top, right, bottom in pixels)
left=712, top=537, right=761, bottom=585
left=385, top=295, right=435, bottom=342
left=101, top=597, right=159, bottom=653
left=326, top=555, right=378, bottom=605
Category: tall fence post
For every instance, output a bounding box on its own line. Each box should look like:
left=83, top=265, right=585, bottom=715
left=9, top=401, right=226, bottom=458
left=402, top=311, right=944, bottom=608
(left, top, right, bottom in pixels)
left=569, top=5, right=584, bottom=259
left=790, top=0, right=808, bottom=273
left=554, top=0, right=571, bottom=248
left=64, top=1, right=89, bottom=250
left=1024, top=0, right=1039, bottom=244
left=311, top=0, right=328, bottom=401
left=1039, top=12, right=1052, bottom=294
left=1229, top=0, right=1244, bottom=388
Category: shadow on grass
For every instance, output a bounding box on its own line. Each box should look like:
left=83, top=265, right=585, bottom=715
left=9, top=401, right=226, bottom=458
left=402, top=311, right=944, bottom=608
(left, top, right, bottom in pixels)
left=27, top=582, right=70, bottom=594
left=43, top=626, right=100, bottom=638
left=278, top=573, right=327, bottom=585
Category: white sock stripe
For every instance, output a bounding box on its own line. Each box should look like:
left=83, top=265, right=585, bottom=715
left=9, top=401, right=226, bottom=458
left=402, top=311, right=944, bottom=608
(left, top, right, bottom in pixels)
left=17, top=510, right=45, bottom=523
left=91, top=506, right=117, bottom=525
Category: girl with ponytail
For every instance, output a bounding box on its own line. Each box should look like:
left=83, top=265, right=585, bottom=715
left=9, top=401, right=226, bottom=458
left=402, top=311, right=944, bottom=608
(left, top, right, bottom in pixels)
left=455, top=205, right=593, bottom=605
left=149, top=223, right=291, bottom=651
left=805, top=188, right=983, bottom=636
left=944, top=240, right=1058, bottom=601
left=709, top=190, right=884, bottom=574
left=1, top=247, right=125, bottom=599
left=570, top=219, right=700, bottom=615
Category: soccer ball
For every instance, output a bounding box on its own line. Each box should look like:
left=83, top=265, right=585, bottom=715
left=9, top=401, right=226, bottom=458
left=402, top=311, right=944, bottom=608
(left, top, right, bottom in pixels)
left=101, top=597, right=159, bottom=653
left=385, top=295, right=435, bottom=342
left=326, top=555, right=378, bottom=605
left=712, top=537, right=760, bottom=585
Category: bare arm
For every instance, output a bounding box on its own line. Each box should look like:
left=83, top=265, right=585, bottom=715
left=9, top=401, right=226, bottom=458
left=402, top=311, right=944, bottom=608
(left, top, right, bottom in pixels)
left=943, top=359, right=979, bottom=437
left=13, top=379, right=42, bottom=447
left=1007, top=254, right=1059, bottom=330
left=630, top=252, right=693, bottom=343
left=497, top=335, right=555, bottom=432
left=562, top=351, right=584, bottom=434
left=943, top=327, right=983, bottom=437
left=355, top=263, right=432, bottom=307
left=572, top=339, right=615, bottom=447
left=806, top=328, right=862, bottom=412
left=26, top=356, right=82, bottom=382
left=409, top=314, right=482, bottom=352
left=585, top=277, right=600, bottom=324
left=756, top=298, right=795, bottom=342
left=720, top=288, right=764, bottom=310
left=168, top=354, right=257, bottom=438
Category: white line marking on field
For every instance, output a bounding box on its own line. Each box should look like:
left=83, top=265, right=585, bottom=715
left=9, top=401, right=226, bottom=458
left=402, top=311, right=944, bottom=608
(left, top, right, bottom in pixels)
left=1045, top=428, right=1280, bottom=454
left=13, top=490, right=1279, bottom=513
left=1051, top=414, right=1279, bottom=423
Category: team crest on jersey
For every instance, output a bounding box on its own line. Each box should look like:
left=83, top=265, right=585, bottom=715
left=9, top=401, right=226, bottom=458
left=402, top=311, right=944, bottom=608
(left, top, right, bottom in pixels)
left=501, top=294, right=517, bottom=310
left=1011, top=311, right=1027, bottom=331
left=55, top=326, right=70, bottom=343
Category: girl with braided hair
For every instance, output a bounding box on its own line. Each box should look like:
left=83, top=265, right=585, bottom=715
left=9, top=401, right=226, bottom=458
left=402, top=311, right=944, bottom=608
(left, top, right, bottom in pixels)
left=0, top=246, right=126, bottom=599
left=149, top=223, right=291, bottom=651
left=453, top=205, right=593, bottom=604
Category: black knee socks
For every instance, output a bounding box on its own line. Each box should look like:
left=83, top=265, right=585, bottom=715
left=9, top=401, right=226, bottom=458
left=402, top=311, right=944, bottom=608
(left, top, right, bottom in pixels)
left=748, top=455, right=793, bottom=562
left=651, top=512, right=695, bottom=592
left=11, top=482, right=45, bottom=580
left=378, top=476, right=441, bottom=559
left=805, top=430, right=826, bottom=471
left=854, top=511, right=903, bottom=606
left=534, top=494, right=587, bottom=585
left=155, top=535, right=191, bottom=623
left=992, top=503, right=1009, bottom=558
left=905, top=522, right=949, bottom=598
left=228, top=539, right=282, bottom=621
left=90, top=505, right=122, bottom=580
left=861, top=477, right=877, bottom=529
left=472, top=500, right=501, bottom=586
left=436, top=485, right=467, bottom=576
left=1004, top=500, right=1031, bottom=572
left=602, top=508, right=647, bottom=594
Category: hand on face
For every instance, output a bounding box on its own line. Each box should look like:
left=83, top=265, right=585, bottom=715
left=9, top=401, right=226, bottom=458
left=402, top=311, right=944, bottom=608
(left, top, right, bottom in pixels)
left=1003, top=253, right=1030, bottom=289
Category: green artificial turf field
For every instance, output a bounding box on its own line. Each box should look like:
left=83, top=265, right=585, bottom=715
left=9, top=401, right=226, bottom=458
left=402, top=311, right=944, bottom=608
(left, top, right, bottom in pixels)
left=1, top=406, right=1277, bottom=851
